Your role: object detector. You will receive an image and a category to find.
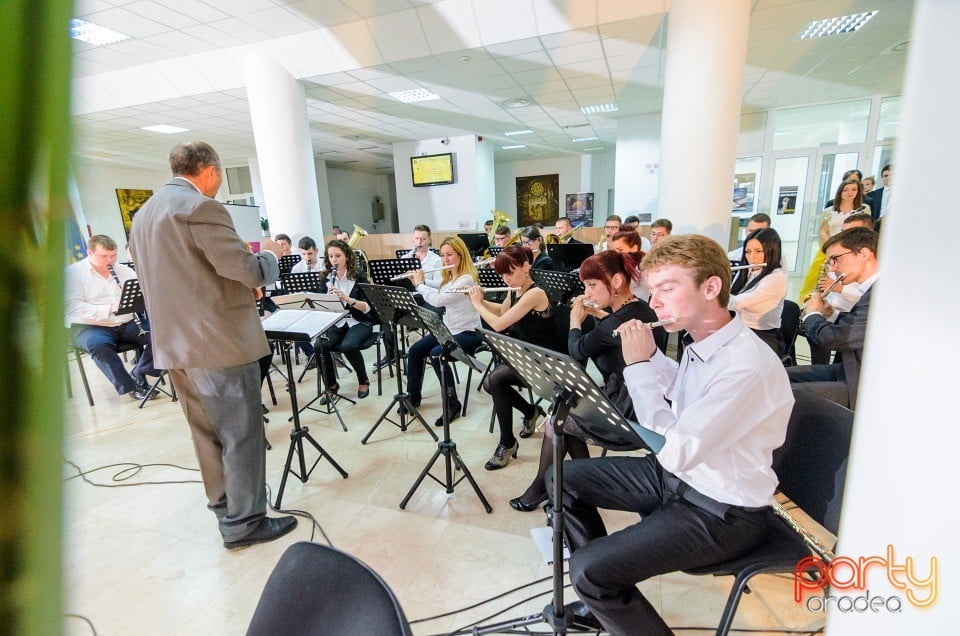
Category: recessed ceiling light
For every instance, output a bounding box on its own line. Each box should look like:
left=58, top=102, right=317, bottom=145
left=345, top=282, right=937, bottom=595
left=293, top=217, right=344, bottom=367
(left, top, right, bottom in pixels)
left=800, top=11, right=878, bottom=40
left=389, top=89, right=440, bottom=103
left=504, top=129, right=533, bottom=136
left=580, top=103, right=618, bottom=115
left=141, top=125, right=190, bottom=134
left=502, top=98, right=532, bottom=108
left=562, top=123, right=591, bottom=130
left=572, top=136, right=599, bottom=143
left=582, top=146, right=604, bottom=151
left=70, top=19, right=131, bottom=46
left=501, top=144, right=526, bottom=150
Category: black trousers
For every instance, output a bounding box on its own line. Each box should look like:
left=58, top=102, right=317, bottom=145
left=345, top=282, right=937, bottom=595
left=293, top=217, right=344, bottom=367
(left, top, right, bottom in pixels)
left=547, top=456, right=768, bottom=636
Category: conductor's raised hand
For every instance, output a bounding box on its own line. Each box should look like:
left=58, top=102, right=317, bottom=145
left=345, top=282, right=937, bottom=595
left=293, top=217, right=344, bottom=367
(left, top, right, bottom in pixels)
left=260, top=238, right=282, bottom=257
left=618, top=319, right=656, bottom=365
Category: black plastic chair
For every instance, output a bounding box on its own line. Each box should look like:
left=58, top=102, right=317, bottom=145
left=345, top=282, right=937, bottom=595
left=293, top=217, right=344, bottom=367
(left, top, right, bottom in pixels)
left=247, top=542, right=413, bottom=636
left=685, top=390, right=853, bottom=635
left=779, top=300, right=802, bottom=366
left=67, top=340, right=143, bottom=407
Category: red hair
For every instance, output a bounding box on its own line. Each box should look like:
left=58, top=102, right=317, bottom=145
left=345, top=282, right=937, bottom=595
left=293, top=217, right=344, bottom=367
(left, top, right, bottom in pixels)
left=493, top=245, right=534, bottom=275
left=577, top=250, right=641, bottom=294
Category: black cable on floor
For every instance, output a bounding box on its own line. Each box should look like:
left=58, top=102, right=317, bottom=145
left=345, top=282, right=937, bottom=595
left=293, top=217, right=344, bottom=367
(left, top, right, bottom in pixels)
left=63, top=613, right=97, bottom=635
left=63, top=459, right=202, bottom=487
left=409, top=574, right=554, bottom=624
left=264, top=483, right=332, bottom=547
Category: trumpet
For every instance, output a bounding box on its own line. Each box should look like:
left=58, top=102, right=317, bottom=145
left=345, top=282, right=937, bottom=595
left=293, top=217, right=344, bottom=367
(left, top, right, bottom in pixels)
left=731, top=262, right=765, bottom=271
left=612, top=317, right=677, bottom=337
left=388, top=263, right=456, bottom=281
left=802, top=273, right=846, bottom=304
left=444, top=286, right=520, bottom=294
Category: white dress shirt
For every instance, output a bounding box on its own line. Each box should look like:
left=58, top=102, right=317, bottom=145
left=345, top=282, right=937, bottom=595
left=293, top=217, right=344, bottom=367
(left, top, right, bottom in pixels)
left=727, top=269, right=787, bottom=330
left=401, top=248, right=442, bottom=288
left=65, top=257, right=136, bottom=327
left=326, top=269, right=370, bottom=328
left=416, top=274, right=482, bottom=335
left=623, top=314, right=794, bottom=508
left=290, top=258, right=324, bottom=274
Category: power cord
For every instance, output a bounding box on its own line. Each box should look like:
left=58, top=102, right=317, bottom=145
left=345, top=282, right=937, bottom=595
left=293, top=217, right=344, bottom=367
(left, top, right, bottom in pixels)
left=64, top=613, right=97, bottom=635
left=410, top=574, right=554, bottom=625
left=63, top=459, right=202, bottom=487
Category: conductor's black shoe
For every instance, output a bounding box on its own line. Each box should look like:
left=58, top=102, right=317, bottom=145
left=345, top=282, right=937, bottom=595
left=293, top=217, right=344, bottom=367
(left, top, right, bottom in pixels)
left=566, top=601, right=604, bottom=631
left=223, top=516, right=298, bottom=550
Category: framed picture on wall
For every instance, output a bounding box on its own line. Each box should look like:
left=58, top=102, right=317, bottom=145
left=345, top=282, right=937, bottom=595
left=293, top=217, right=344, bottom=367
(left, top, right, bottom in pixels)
left=516, top=174, right=559, bottom=227
left=116, top=188, right=154, bottom=238
left=565, top=192, right=593, bottom=224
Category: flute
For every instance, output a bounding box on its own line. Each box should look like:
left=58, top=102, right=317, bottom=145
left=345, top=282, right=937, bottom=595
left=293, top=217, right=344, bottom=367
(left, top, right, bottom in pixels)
left=612, top=317, right=677, bottom=337
left=474, top=256, right=496, bottom=267
left=730, top=263, right=765, bottom=271
left=443, top=286, right=520, bottom=294
left=388, top=263, right=456, bottom=281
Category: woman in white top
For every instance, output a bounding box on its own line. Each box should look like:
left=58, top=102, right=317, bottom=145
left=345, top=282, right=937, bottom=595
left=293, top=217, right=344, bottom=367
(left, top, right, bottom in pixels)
left=729, top=228, right=788, bottom=355
left=404, top=237, right=482, bottom=425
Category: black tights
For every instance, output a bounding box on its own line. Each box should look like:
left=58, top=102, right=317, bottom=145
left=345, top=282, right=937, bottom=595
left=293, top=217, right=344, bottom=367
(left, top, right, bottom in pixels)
left=516, top=429, right=590, bottom=507
left=483, top=364, right=535, bottom=448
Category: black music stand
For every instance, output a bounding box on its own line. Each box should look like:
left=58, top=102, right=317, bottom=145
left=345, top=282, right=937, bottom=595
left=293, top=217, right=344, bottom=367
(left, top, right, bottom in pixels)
left=546, top=243, right=594, bottom=273
left=115, top=279, right=176, bottom=407
left=367, top=259, right=423, bottom=360
left=473, top=329, right=664, bottom=635
left=280, top=271, right=324, bottom=294
left=399, top=306, right=492, bottom=513
left=262, top=309, right=349, bottom=508
left=530, top=269, right=585, bottom=307
left=357, top=284, right=438, bottom=444
left=486, top=246, right=504, bottom=258
left=278, top=254, right=302, bottom=274
left=457, top=233, right=490, bottom=259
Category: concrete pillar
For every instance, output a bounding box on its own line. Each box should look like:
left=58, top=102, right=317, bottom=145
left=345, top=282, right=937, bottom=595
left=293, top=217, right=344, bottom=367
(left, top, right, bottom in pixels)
left=243, top=52, right=323, bottom=242
left=828, top=0, right=960, bottom=632
left=658, top=0, right=750, bottom=244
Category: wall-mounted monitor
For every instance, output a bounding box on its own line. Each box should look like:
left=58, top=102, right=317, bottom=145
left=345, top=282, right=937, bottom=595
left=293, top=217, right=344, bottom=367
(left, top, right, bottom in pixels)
left=411, top=152, right=455, bottom=187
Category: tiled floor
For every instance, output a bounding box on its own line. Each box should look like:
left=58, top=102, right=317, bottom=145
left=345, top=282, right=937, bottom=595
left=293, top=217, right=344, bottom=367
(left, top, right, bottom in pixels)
left=63, top=343, right=823, bottom=635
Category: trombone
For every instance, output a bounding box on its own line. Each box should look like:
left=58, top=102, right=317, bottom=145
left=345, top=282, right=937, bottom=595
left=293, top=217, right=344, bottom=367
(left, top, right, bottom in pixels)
left=546, top=222, right=585, bottom=244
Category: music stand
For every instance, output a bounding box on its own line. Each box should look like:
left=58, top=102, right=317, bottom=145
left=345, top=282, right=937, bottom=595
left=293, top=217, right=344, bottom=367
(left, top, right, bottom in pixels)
left=278, top=254, right=302, bottom=274
left=115, top=280, right=177, bottom=407
left=486, top=246, right=504, bottom=258
left=357, top=284, right=438, bottom=444
left=546, top=243, right=595, bottom=274
left=399, top=306, right=492, bottom=513
left=281, top=271, right=324, bottom=293
left=474, top=329, right=664, bottom=634
left=457, top=233, right=490, bottom=259
left=262, top=309, right=350, bottom=508
left=530, top=269, right=585, bottom=307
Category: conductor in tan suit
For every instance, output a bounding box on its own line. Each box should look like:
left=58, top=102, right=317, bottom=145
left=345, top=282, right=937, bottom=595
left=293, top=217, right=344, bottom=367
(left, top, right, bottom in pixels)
left=130, top=141, right=297, bottom=549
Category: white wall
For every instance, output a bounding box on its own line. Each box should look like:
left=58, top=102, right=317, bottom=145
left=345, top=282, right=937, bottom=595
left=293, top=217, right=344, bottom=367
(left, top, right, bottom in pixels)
left=326, top=168, right=394, bottom=236
left=393, top=134, right=491, bottom=232
left=494, top=155, right=597, bottom=226
left=74, top=162, right=171, bottom=244
left=614, top=113, right=662, bottom=219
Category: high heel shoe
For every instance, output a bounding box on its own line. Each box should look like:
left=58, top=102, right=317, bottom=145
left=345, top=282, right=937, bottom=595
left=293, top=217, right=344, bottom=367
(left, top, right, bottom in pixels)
left=519, top=404, right=545, bottom=439
left=484, top=440, right=519, bottom=470
left=509, top=492, right=547, bottom=512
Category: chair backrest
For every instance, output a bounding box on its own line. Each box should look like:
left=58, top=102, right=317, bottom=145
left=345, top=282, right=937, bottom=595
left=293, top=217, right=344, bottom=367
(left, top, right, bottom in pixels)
left=247, top=542, right=413, bottom=636
left=773, top=390, right=854, bottom=535
left=779, top=300, right=802, bottom=365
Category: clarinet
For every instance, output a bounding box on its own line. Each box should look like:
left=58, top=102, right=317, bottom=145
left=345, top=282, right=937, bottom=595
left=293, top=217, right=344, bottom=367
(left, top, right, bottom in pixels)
left=107, top=263, right=148, bottom=336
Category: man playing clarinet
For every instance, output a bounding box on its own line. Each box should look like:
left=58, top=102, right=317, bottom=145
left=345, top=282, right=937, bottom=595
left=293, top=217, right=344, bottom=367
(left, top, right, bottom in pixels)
left=66, top=234, right=158, bottom=401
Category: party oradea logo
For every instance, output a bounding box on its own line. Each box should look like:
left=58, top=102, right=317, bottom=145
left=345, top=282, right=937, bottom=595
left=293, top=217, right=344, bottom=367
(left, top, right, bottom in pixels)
left=794, top=545, right=938, bottom=614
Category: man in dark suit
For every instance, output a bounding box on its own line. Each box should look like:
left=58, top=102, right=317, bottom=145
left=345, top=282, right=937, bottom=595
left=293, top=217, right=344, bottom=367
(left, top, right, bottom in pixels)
left=865, top=164, right=892, bottom=225
left=553, top=216, right=584, bottom=243
left=788, top=227, right=879, bottom=409
left=130, top=141, right=297, bottom=549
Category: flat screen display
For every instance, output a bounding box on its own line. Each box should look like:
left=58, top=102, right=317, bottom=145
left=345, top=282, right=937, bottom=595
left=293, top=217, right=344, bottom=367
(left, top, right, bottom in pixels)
left=411, top=153, right=455, bottom=187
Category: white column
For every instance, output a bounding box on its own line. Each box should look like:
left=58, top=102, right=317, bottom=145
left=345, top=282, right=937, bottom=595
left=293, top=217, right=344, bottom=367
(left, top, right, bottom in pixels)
left=658, top=0, right=750, bottom=244
left=243, top=52, right=323, bottom=242
left=828, top=1, right=960, bottom=633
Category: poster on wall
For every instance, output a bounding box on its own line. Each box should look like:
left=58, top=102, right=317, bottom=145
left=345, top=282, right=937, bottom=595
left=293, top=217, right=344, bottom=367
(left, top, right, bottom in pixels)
left=116, top=188, right=154, bottom=238
left=733, top=173, right=756, bottom=213
left=516, top=174, right=559, bottom=227
left=565, top=192, right=593, bottom=225
left=776, top=186, right=798, bottom=215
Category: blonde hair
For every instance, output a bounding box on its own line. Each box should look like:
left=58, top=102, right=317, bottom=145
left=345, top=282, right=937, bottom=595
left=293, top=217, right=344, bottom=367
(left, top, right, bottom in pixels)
left=640, top=234, right=731, bottom=306
left=439, top=237, right=478, bottom=286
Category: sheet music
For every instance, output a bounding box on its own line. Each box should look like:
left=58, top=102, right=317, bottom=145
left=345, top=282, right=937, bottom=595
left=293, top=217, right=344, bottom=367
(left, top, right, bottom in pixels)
left=261, top=309, right=346, bottom=339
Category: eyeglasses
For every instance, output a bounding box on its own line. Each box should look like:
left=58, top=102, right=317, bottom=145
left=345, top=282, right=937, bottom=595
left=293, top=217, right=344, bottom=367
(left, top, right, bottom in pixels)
left=604, top=225, right=619, bottom=230
left=520, top=239, right=534, bottom=246
left=827, top=250, right=854, bottom=266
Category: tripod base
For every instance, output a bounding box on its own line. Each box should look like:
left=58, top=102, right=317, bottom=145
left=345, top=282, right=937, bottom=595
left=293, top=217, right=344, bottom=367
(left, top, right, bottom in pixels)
left=399, top=440, right=492, bottom=512
left=294, top=387, right=354, bottom=432
left=139, top=370, right=177, bottom=409
left=361, top=392, right=438, bottom=444
left=465, top=603, right=601, bottom=635
left=274, top=423, right=348, bottom=509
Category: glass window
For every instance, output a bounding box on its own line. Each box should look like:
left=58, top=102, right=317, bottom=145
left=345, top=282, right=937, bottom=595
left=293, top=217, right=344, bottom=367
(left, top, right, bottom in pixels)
left=772, top=100, right=870, bottom=150
left=769, top=156, right=809, bottom=272
left=733, top=156, right=762, bottom=216
left=877, top=96, right=901, bottom=141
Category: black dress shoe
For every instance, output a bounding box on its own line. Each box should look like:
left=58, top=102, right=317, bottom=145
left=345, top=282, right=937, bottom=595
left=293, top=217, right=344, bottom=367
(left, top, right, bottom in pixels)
left=434, top=401, right=462, bottom=426
left=509, top=492, right=548, bottom=512
left=357, top=385, right=370, bottom=399
left=223, top=516, right=298, bottom=550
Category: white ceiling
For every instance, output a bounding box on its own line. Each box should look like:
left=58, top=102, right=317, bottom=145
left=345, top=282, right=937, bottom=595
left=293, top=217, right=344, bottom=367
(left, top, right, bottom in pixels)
left=71, top=0, right=913, bottom=172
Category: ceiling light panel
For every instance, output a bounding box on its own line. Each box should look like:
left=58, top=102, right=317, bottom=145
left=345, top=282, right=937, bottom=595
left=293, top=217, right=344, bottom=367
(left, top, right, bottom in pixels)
left=388, top=88, right=440, bottom=103
left=800, top=11, right=879, bottom=40
left=70, top=19, right=131, bottom=46
left=141, top=124, right=191, bottom=134
left=580, top=103, right=619, bottom=115
left=501, top=144, right=526, bottom=149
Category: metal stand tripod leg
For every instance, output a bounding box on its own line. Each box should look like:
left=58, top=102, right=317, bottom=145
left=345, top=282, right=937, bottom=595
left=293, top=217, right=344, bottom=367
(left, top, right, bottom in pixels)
left=361, top=321, right=438, bottom=444
left=399, top=346, right=491, bottom=512
left=292, top=340, right=352, bottom=432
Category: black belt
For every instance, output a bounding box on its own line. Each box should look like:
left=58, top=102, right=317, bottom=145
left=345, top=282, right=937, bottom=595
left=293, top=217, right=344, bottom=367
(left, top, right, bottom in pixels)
left=662, top=473, right=767, bottom=519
